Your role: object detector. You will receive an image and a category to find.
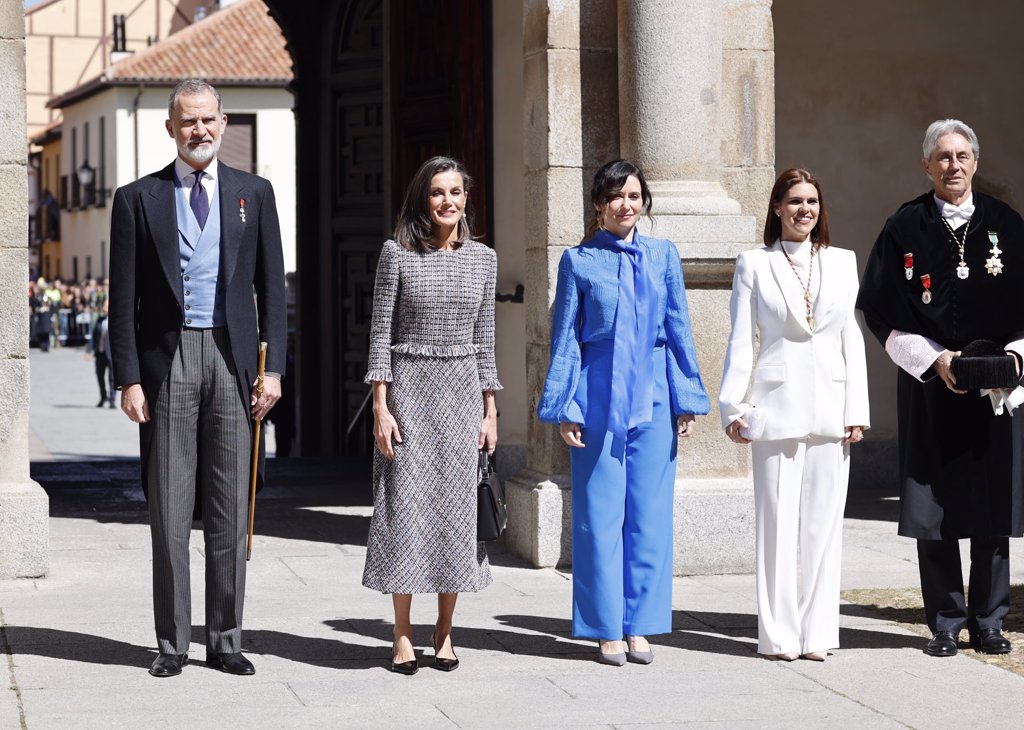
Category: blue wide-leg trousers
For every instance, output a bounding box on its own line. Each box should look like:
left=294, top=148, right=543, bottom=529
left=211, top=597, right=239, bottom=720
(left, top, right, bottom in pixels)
left=570, top=344, right=677, bottom=639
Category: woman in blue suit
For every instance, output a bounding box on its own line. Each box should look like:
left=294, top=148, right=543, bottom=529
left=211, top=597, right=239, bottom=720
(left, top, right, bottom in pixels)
left=539, top=159, right=709, bottom=665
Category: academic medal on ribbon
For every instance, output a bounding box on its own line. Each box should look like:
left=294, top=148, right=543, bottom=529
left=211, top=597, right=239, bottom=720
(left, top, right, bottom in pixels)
left=920, top=273, right=932, bottom=304
left=903, top=252, right=914, bottom=280
left=985, top=231, right=1004, bottom=276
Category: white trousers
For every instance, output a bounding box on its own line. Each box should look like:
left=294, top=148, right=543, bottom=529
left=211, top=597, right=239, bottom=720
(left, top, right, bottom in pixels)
left=751, top=438, right=849, bottom=655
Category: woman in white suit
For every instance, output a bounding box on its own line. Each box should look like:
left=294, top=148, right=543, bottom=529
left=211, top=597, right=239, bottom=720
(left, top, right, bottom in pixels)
left=720, top=168, right=870, bottom=661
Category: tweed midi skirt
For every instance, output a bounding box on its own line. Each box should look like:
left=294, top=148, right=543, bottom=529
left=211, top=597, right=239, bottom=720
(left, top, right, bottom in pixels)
left=362, top=351, right=492, bottom=594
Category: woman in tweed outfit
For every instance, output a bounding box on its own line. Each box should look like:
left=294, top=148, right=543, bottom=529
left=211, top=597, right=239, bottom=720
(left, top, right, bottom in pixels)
left=362, top=156, right=501, bottom=675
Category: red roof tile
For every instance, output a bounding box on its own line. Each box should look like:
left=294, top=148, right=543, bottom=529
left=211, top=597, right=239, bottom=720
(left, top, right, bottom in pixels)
left=108, top=0, right=293, bottom=84
left=29, top=119, right=62, bottom=146
left=48, top=0, right=292, bottom=108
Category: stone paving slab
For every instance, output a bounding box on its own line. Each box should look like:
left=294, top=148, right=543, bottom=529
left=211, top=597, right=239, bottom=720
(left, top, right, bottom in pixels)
left=0, top=696, right=18, bottom=730
left=4, top=507, right=1023, bottom=728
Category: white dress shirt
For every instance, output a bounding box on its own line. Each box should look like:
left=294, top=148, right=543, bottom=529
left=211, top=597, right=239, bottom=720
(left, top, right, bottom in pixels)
left=174, top=156, right=219, bottom=200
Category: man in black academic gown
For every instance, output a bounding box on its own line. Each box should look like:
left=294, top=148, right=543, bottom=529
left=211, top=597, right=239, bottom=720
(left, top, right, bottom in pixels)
left=858, top=119, right=1024, bottom=657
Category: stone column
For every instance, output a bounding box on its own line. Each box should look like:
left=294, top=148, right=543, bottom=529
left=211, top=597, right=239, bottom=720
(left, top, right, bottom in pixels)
left=719, top=0, right=776, bottom=220
left=615, top=0, right=771, bottom=574
left=507, top=0, right=773, bottom=575
left=618, top=0, right=740, bottom=218
left=0, top=3, right=49, bottom=578
left=505, top=0, right=619, bottom=567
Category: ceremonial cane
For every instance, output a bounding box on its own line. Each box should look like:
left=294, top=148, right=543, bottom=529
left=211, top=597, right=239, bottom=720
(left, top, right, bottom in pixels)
left=246, top=342, right=268, bottom=561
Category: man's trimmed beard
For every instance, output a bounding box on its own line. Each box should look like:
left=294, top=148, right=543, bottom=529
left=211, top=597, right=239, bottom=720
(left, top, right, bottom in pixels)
left=178, top=135, right=222, bottom=164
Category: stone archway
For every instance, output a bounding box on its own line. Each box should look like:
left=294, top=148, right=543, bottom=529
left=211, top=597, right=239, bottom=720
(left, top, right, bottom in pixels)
left=261, top=0, right=491, bottom=458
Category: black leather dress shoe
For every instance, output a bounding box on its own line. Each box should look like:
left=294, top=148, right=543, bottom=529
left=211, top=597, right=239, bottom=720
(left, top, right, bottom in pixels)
left=924, top=631, right=958, bottom=657
left=149, top=653, right=187, bottom=677
left=206, top=652, right=256, bottom=675
left=970, top=628, right=1012, bottom=654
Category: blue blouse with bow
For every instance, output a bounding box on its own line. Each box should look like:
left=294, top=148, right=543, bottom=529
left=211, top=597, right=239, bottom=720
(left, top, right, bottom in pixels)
left=538, top=233, right=710, bottom=425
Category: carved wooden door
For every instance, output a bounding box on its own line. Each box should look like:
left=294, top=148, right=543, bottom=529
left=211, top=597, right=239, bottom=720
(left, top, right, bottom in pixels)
left=331, top=0, right=386, bottom=456
left=389, top=0, right=490, bottom=239
left=328, top=0, right=490, bottom=457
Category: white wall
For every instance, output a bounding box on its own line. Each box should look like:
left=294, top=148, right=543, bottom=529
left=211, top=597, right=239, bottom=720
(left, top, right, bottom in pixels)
left=775, top=0, right=1024, bottom=439
left=84, top=85, right=299, bottom=276
left=223, top=87, right=297, bottom=273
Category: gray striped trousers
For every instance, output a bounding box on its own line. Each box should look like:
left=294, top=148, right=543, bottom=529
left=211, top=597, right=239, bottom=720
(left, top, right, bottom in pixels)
left=148, top=327, right=251, bottom=655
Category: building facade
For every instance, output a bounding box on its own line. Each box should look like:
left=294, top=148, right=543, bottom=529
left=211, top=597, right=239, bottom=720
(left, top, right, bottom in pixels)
left=25, top=0, right=205, bottom=138
left=45, top=0, right=297, bottom=285
left=6, top=1, right=1024, bottom=578
left=29, top=122, right=62, bottom=281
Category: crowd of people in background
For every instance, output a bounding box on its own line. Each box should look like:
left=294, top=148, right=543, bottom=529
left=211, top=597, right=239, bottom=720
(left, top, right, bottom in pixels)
left=27, top=277, right=109, bottom=351
left=26, top=268, right=297, bottom=448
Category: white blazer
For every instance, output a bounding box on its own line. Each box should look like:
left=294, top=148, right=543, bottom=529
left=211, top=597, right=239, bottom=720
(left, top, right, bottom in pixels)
left=719, top=242, right=870, bottom=440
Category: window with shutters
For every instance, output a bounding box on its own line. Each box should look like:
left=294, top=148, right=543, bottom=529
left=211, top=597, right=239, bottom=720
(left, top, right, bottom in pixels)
left=218, top=114, right=257, bottom=173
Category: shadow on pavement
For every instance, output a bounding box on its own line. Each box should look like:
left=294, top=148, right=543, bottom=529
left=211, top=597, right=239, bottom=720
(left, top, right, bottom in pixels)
left=844, top=486, right=901, bottom=523
left=330, top=617, right=594, bottom=664
left=1, top=611, right=928, bottom=674
left=492, top=609, right=924, bottom=660
left=31, top=457, right=376, bottom=547
left=0, top=625, right=385, bottom=672
left=0, top=626, right=155, bottom=668
left=841, top=585, right=1024, bottom=634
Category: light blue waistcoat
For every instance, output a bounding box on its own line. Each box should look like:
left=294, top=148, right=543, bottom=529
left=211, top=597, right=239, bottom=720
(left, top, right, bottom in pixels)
left=174, top=173, right=225, bottom=328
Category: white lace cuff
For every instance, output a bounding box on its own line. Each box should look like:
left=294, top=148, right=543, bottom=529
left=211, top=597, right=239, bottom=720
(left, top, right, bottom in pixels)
left=884, top=330, right=944, bottom=382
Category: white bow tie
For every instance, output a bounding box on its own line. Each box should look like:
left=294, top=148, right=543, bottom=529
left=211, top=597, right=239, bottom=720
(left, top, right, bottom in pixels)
left=935, top=195, right=975, bottom=226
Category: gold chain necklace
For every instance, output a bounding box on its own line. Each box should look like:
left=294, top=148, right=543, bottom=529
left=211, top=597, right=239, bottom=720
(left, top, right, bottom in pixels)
left=781, top=243, right=817, bottom=329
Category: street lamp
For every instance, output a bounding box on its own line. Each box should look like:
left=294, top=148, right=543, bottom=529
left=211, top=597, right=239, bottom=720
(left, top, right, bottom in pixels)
left=76, top=161, right=110, bottom=205
left=76, top=160, right=94, bottom=187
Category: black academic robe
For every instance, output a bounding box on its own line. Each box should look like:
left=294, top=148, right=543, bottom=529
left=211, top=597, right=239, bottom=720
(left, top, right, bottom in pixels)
left=858, top=191, right=1024, bottom=540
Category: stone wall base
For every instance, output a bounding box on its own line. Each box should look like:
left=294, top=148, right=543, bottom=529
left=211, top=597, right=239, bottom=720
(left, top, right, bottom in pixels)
left=0, top=481, right=49, bottom=579
left=504, top=470, right=572, bottom=569
left=675, top=476, right=755, bottom=575
left=506, top=470, right=756, bottom=575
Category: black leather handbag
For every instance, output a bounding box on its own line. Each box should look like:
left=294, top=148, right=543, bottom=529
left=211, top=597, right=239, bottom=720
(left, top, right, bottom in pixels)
left=477, top=451, right=507, bottom=542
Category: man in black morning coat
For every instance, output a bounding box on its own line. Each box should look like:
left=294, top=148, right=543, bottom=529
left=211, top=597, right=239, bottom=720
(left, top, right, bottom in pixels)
left=858, top=119, right=1023, bottom=658
left=109, top=79, right=286, bottom=678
